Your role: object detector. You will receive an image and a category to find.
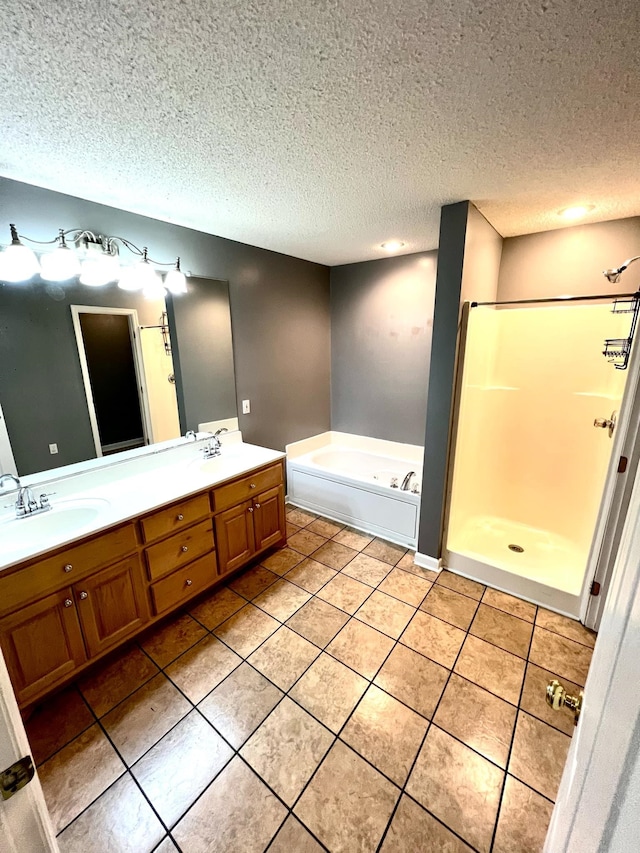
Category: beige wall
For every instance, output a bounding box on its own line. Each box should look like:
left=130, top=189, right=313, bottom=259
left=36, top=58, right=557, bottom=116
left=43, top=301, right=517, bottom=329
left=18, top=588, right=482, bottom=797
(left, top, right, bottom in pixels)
left=461, top=204, right=503, bottom=304
left=497, top=216, right=640, bottom=301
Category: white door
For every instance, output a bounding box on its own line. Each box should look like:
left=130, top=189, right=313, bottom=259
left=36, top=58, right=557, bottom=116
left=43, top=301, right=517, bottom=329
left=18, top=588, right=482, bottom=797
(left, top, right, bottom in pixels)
left=545, top=442, right=640, bottom=850
left=0, top=651, right=58, bottom=852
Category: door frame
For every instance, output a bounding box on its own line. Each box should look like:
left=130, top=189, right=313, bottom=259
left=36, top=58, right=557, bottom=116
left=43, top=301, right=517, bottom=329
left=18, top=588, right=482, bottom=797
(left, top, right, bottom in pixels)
left=0, top=399, right=18, bottom=476
left=70, top=305, right=154, bottom=457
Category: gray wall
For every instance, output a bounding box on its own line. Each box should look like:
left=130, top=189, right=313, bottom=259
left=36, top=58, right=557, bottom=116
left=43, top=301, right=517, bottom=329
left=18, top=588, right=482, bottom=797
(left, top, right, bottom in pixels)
left=330, top=252, right=437, bottom=445
left=0, top=178, right=331, bottom=473
left=498, top=216, right=640, bottom=300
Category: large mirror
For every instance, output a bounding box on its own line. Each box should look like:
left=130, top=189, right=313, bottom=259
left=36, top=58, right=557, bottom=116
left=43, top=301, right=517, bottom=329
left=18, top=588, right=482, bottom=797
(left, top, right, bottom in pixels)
left=0, top=275, right=237, bottom=477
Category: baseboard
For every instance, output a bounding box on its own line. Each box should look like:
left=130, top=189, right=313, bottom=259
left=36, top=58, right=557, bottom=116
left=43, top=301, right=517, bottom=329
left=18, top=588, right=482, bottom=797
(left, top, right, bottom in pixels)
left=414, top=552, right=442, bottom=572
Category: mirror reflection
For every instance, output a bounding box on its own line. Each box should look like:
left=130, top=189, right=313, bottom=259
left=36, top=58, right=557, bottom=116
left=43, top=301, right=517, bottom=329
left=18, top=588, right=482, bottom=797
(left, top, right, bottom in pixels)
left=0, top=276, right=237, bottom=477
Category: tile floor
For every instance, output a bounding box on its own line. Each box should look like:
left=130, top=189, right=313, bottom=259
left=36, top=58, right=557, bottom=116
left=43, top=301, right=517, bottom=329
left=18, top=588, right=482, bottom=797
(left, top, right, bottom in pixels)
left=26, top=506, right=597, bottom=853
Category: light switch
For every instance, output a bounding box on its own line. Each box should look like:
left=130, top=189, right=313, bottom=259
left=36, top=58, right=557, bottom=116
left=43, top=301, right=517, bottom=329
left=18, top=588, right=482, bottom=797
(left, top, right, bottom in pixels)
left=49, top=443, right=59, bottom=454
left=242, top=400, right=251, bottom=414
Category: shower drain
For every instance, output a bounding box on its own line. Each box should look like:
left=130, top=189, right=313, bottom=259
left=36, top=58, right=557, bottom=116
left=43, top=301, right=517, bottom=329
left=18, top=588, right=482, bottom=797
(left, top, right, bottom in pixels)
left=508, top=544, right=525, bottom=553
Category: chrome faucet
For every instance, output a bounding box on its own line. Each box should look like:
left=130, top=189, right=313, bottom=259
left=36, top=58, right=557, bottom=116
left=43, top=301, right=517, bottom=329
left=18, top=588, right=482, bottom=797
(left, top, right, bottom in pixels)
left=0, top=473, right=52, bottom=518
left=400, top=471, right=416, bottom=491
left=185, top=430, right=197, bottom=442
left=202, top=427, right=229, bottom=459
left=0, top=473, right=21, bottom=493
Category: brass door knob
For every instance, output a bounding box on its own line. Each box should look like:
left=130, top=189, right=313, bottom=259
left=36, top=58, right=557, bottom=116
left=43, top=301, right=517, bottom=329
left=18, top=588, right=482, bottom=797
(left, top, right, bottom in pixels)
left=546, top=679, right=583, bottom=725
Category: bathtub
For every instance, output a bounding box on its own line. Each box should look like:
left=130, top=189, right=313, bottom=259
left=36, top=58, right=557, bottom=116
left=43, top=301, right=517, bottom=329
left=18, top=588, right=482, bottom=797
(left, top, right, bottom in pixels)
left=286, top=432, right=423, bottom=548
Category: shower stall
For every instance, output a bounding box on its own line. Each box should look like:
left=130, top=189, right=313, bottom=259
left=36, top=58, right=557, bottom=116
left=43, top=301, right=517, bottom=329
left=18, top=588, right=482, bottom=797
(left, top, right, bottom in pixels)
left=444, top=296, right=637, bottom=617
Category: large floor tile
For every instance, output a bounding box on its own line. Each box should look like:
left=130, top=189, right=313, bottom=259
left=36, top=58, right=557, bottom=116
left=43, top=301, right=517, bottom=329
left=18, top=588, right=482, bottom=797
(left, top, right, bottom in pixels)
left=295, top=740, right=399, bottom=853
left=535, top=608, right=596, bottom=648
left=189, top=586, right=245, bottom=630
left=520, top=662, right=580, bottom=736
left=378, top=567, right=432, bottom=606
left=509, top=711, right=571, bottom=801
left=26, top=687, right=94, bottom=766
left=401, top=610, right=466, bottom=669
left=407, top=726, right=503, bottom=853
left=493, top=774, right=554, bottom=853
left=78, top=645, right=159, bottom=718
left=286, top=596, right=350, bottom=647
left=307, top=517, right=345, bottom=538
left=420, top=584, right=478, bottom=630
left=436, top=569, right=485, bottom=600
left=252, top=577, right=311, bottom=621
left=267, top=815, right=325, bottom=853
left=469, top=604, right=533, bottom=659
left=260, top=546, right=305, bottom=575
left=362, top=538, right=407, bottom=565
left=165, top=634, right=241, bottom=703
left=311, top=539, right=358, bottom=570
left=39, top=725, right=125, bottom=833
left=374, top=643, right=449, bottom=719
left=333, top=526, right=374, bottom=550
left=327, top=619, right=395, bottom=679
left=529, top=626, right=593, bottom=686
left=342, top=552, right=393, bottom=586
left=248, top=626, right=320, bottom=690
left=355, top=590, right=415, bottom=639
left=288, top=529, right=328, bottom=556
left=286, top=507, right=317, bottom=527
left=57, top=774, right=165, bottom=853
left=290, top=652, right=368, bottom=732
left=228, top=565, right=279, bottom=600
left=342, top=685, right=428, bottom=785
left=241, top=697, right=334, bottom=805
left=316, top=572, right=372, bottom=614
left=213, top=603, right=280, bottom=657
left=131, top=710, right=232, bottom=827
left=380, top=794, right=473, bottom=852
left=172, top=756, right=286, bottom=853
left=284, top=558, right=337, bottom=593
left=139, top=613, right=207, bottom=668
left=396, top=553, right=438, bottom=581
left=454, top=635, right=525, bottom=705
left=482, top=588, right=537, bottom=623
left=101, top=673, right=191, bottom=765
left=198, top=662, right=283, bottom=748
left=434, top=673, right=517, bottom=768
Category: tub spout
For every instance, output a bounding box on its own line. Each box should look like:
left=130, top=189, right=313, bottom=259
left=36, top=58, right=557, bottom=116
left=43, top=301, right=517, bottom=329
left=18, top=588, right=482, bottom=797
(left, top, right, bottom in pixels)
left=401, top=471, right=416, bottom=491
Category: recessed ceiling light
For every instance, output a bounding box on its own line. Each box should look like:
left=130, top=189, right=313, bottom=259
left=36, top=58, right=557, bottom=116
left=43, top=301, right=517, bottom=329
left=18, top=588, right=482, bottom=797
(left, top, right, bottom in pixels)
left=381, top=240, right=405, bottom=252
left=558, top=205, right=595, bottom=220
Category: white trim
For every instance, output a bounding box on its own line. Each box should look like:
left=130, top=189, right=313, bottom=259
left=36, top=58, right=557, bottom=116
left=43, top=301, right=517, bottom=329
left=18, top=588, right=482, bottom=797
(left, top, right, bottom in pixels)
left=71, top=306, right=153, bottom=456
left=414, top=552, right=441, bottom=572
left=0, top=399, right=18, bottom=476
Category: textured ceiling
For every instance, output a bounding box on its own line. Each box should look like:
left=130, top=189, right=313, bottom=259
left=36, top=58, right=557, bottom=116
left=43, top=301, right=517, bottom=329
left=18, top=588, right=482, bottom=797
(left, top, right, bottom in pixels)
left=1, top=0, right=639, bottom=266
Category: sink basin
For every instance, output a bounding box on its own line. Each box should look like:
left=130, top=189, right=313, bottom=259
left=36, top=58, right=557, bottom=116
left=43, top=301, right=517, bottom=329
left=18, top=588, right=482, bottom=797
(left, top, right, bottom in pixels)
left=0, top=498, right=111, bottom=553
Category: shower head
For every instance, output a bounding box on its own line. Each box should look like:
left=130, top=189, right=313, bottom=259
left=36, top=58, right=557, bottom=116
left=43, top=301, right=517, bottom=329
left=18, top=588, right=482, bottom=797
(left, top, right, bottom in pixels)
left=603, top=255, right=640, bottom=284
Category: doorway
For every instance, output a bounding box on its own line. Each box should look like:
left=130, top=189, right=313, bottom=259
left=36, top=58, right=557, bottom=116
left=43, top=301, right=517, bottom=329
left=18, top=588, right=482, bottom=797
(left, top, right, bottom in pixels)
left=71, top=306, right=151, bottom=457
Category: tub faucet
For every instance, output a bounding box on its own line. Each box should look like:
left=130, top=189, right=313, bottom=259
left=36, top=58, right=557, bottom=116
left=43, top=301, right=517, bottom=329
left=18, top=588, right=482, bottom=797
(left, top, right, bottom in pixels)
left=400, top=471, right=416, bottom=491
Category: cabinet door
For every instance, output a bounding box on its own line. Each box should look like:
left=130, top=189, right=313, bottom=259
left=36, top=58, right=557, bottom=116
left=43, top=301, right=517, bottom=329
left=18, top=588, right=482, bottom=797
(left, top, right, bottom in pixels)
left=75, top=556, right=150, bottom=658
left=215, top=501, right=256, bottom=576
left=0, top=589, right=87, bottom=706
left=253, top=485, right=286, bottom=552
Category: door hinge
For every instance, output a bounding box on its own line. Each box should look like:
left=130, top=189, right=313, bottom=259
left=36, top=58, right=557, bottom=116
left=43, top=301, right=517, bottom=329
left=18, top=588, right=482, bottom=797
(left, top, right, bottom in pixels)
left=590, top=580, right=601, bottom=597
left=1, top=755, right=35, bottom=801
left=618, top=455, right=628, bottom=473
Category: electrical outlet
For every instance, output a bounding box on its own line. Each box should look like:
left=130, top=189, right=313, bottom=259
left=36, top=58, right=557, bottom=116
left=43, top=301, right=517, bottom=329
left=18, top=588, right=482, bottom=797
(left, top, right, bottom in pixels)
left=242, top=399, right=251, bottom=414
left=49, top=443, right=58, bottom=455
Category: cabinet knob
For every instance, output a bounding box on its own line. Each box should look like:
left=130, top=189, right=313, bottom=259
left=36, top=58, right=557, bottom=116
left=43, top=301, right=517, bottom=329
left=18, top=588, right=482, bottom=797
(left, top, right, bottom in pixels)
left=250, top=483, right=256, bottom=489
left=63, top=564, right=73, bottom=573
left=177, top=513, right=184, bottom=521
left=63, top=598, right=73, bottom=608
left=181, top=545, right=189, bottom=553
left=185, top=579, right=193, bottom=586
left=248, top=507, right=254, bottom=513
left=254, top=503, right=261, bottom=509
left=79, top=591, right=88, bottom=600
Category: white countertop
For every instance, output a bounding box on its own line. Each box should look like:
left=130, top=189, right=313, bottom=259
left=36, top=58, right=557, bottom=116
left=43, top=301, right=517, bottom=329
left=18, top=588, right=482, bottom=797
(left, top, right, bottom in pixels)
left=0, top=435, right=284, bottom=572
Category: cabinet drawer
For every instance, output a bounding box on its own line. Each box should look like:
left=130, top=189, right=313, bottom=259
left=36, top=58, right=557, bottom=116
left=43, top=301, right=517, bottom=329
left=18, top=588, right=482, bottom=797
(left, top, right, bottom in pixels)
left=212, top=463, right=283, bottom=513
left=150, top=553, right=218, bottom=615
left=145, top=520, right=214, bottom=581
left=140, top=493, right=210, bottom=543
left=0, top=524, right=137, bottom=616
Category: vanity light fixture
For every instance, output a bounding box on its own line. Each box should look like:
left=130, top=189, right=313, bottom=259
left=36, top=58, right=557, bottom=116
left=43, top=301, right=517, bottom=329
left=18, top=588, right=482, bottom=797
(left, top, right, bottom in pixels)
left=381, top=240, right=405, bottom=253
left=0, top=224, right=187, bottom=297
left=558, top=205, right=595, bottom=221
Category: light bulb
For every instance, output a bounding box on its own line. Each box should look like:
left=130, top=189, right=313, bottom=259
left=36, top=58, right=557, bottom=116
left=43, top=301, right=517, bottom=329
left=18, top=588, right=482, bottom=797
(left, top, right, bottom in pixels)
left=143, top=278, right=167, bottom=300
left=164, top=259, right=187, bottom=294
left=0, top=224, right=41, bottom=282
left=381, top=240, right=405, bottom=253
left=80, top=253, right=120, bottom=286
left=119, top=252, right=160, bottom=292
left=40, top=235, right=81, bottom=282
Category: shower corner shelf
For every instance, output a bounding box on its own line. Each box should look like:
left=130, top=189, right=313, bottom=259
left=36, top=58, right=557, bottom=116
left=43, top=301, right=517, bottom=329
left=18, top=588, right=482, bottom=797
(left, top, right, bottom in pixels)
left=603, top=295, right=640, bottom=370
